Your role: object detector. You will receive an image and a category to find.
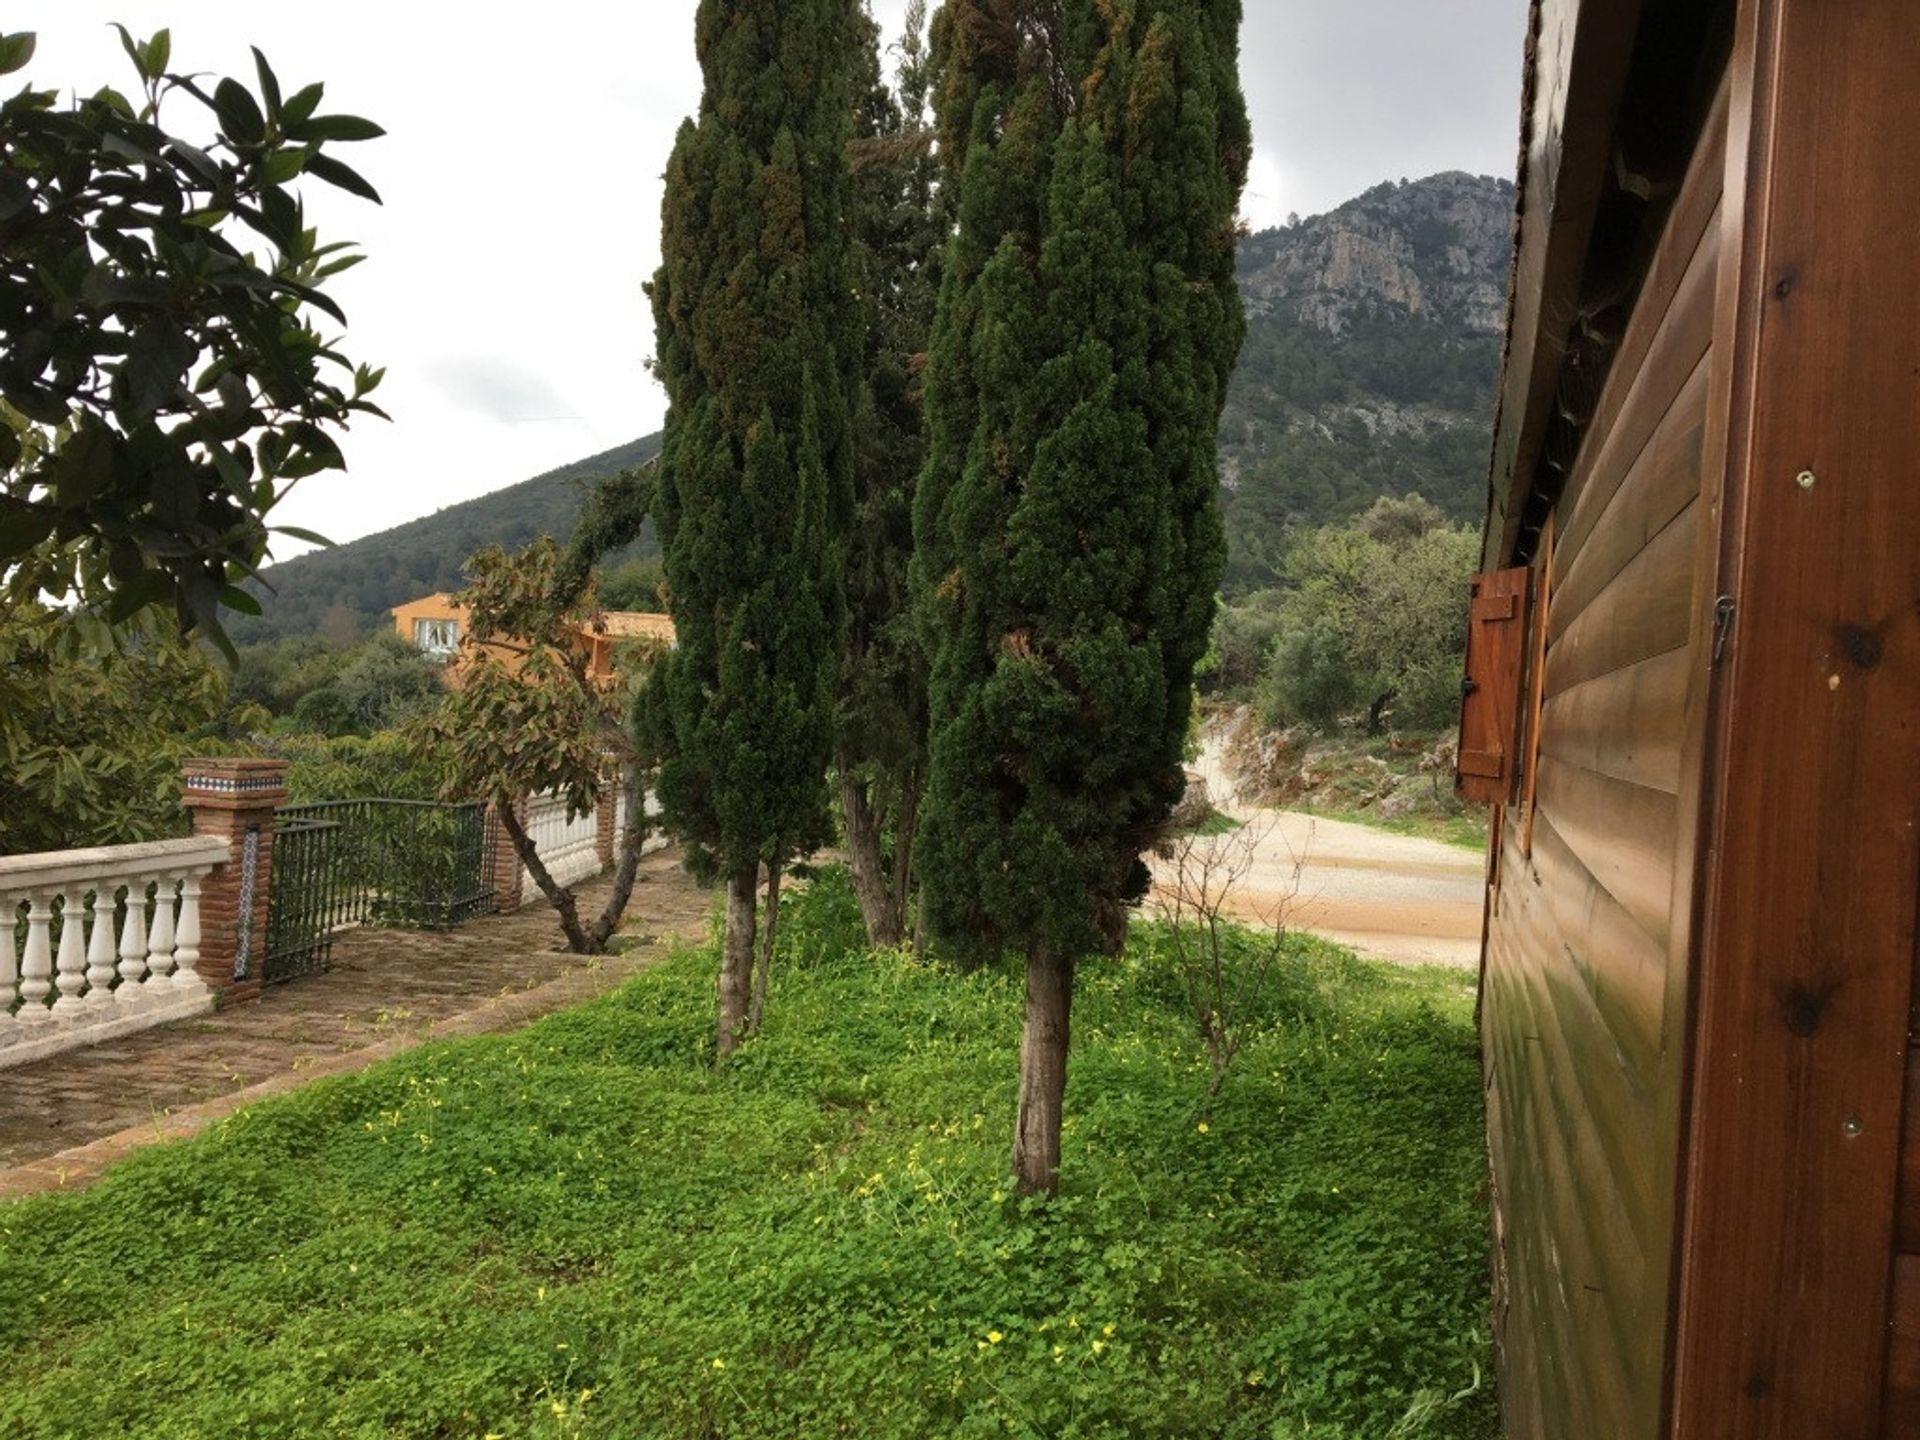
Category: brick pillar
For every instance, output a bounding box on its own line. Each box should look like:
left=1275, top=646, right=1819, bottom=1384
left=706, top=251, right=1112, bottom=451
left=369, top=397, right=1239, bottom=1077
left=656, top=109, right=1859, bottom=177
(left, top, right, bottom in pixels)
left=595, top=772, right=617, bottom=871
left=485, top=796, right=525, bottom=913
left=180, top=758, right=289, bottom=1002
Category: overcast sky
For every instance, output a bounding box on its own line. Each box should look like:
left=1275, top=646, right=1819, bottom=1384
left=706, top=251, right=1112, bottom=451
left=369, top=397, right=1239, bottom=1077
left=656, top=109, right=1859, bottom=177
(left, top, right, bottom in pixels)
left=28, top=1, right=1527, bottom=553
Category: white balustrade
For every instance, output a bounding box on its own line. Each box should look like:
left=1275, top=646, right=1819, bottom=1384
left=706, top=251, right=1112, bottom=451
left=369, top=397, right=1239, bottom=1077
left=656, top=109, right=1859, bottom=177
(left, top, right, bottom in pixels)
left=0, top=836, right=228, bottom=1069
left=521, top=790, right=603, bottom=892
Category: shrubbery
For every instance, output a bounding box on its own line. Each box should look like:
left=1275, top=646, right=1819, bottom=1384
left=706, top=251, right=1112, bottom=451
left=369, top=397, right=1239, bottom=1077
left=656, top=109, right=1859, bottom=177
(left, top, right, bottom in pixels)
left=1206, top=496, right=1477, bottom=736
left=262, top=729, right=452, bottom=805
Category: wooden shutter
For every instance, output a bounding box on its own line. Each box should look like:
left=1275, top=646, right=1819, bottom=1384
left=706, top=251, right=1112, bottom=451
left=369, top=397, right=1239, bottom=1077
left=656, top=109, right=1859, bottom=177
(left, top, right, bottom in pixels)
left=1455, top=566, right=1531, bottom=804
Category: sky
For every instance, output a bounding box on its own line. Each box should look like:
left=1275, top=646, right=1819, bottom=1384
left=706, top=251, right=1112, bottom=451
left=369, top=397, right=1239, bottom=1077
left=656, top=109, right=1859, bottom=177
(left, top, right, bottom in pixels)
left=27, top=1, right=1528, bottom=554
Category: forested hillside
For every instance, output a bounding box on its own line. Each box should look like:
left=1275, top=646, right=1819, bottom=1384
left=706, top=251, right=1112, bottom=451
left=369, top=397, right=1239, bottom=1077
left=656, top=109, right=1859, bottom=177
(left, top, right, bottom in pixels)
left=1221, top=171, right=1513, bottom=589
left=230, top=435, right=662, bottom=643
left=230, top=172, right=1514, bottom=641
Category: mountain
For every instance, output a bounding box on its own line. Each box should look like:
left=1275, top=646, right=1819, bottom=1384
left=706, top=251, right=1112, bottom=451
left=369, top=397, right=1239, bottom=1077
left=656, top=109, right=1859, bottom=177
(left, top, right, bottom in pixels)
left=1220, top=171, right=1515, bottom=590
left=233, top=172, right=1516, bottom=640
left=230, top=434, right=662, bottom=644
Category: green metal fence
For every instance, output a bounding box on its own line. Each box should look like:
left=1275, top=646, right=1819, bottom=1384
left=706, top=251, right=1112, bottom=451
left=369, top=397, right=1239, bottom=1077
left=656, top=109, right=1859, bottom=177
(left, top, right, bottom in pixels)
left=263, top=800, right=494, bottom=985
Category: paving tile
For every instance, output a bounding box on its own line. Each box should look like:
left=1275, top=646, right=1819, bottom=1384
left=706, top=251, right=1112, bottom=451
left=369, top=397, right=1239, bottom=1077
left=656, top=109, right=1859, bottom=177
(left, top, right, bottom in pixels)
left=0, top=851, right=711, bottom=1189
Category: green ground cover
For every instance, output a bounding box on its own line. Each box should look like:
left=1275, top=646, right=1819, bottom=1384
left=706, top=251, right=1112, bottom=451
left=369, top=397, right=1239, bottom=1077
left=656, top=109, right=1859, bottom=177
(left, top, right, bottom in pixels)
left=0, top=872, right=1496, bottom=1439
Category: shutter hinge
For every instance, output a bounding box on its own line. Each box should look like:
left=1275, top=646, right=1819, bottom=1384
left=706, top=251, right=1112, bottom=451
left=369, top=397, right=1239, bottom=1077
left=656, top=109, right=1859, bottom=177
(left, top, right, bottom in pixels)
left=1712, top=595, right=1737, bottom=666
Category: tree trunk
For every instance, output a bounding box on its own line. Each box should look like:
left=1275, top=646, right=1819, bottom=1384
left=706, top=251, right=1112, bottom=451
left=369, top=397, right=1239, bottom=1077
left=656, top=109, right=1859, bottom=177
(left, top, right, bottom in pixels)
left=499, top=801, right=593, bottom=953
left=840, top=774, right=904, bottom=948
left=1011, top=948, right=1075, bottom=1197
left=1366, top=689, right=1397, bottom=737
left=748, top=862, right=782, bottom=1034
left=888, top=783, right=919, bottom=938
left=585, top=764, right=649, bottom=952
left=716, top=866, right=757, bottom=1060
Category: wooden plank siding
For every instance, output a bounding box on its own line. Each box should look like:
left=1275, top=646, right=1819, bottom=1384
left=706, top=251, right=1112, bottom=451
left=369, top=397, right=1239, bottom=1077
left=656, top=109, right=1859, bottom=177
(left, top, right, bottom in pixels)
left=1666, top=0, right=1920, bottom=1434
left=1481, top=74, right=1728, bottom=1440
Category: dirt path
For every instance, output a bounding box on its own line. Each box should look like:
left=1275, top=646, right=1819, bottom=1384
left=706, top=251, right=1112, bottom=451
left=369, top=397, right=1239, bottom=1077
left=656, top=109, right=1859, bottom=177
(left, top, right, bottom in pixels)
left=0, top=847, right=711, bottom=1197
left=1154, top=737, right=1488, bottom=970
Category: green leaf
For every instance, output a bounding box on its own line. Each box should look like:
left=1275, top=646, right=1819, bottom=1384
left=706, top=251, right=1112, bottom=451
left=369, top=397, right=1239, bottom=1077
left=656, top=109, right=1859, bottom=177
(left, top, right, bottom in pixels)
left=147, top=28, right=170, bottom=77
left=268, top=524, right=335, bottom=549
left=250, top=45, right=280, bottom=119
left=0, top=31, right=35, bottom=77
left=217, top=584, right=262, bottom=616
left=273, top=276, right=348, bottom=327
left=213, top=77, right=267, bottom=145
left=280, top=81, right=324, bottom=126
left=302, top=152, right=381, bottom=204
left=312, top=253, right=366, bottom=281
left=99, top=130, right=162, bottom=166
left=297, top=113, right=385, bottom=143
left=0, top=497, right=55, bottom=559
left=91, top=85, right=138, bottom=118
left=261, top=148, right=307, bottom=185
left=111, top=23, right=142, bottom=76
left=166, top=138, right=221, bottom=187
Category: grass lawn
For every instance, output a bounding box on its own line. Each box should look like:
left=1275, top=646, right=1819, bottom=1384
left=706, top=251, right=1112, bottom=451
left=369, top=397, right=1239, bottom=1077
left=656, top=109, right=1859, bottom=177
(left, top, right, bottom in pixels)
left=0, top=870, right=1496, bottom=1439
left=1317, top=806, right=1490, bottom=853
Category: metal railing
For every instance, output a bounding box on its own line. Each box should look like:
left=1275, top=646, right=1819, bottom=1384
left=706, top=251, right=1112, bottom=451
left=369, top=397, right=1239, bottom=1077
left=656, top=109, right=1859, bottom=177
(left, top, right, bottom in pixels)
left=263, top=800, right=495, bottom=984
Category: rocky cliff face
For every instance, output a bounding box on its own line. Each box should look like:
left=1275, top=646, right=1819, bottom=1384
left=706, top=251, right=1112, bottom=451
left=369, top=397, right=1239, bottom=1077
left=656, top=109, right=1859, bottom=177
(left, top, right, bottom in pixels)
left=1220, top=172, right=1517, bottom=588
left=1238, top=172, right=1514, bottom=335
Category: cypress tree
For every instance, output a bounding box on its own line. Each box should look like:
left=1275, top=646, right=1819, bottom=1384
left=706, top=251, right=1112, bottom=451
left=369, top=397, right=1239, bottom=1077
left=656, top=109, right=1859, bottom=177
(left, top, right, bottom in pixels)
left=648, top=0, right=862, bottom=1058
left=915, top=0, right=1249, bottom=1193
left=838, top=1, right=949, bottom=948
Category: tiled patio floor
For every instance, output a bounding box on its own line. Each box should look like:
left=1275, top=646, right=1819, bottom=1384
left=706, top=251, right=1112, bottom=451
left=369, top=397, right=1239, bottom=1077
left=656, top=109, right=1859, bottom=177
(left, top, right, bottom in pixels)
left=0, top=848, right=712, bottom=1196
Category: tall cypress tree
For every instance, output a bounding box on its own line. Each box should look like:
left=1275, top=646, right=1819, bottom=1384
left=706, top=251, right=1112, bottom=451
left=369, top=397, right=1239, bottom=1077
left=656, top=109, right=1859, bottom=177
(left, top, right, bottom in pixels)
left=648, top=0, right=861, bottom=1058
left=838, top=1, right=949, bottom=948
left=915, top=0, right=1249, bottom=1193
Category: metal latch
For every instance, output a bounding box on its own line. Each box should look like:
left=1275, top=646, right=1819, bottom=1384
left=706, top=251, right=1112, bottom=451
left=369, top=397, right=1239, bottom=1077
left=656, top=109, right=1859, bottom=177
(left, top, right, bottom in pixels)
left=1712, top=595, right=1737, bottom=666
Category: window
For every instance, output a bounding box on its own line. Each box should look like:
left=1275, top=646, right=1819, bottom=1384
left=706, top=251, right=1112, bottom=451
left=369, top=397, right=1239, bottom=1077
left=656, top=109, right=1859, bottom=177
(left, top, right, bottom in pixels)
left=1454, top=564, right=1531, bottom=806
left=414, top=617, right=460, bottom=656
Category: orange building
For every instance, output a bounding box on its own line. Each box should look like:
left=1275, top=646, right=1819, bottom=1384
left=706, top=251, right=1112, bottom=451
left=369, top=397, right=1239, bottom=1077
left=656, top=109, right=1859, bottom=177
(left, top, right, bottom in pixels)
left=390, top=593, right=673, bottom=686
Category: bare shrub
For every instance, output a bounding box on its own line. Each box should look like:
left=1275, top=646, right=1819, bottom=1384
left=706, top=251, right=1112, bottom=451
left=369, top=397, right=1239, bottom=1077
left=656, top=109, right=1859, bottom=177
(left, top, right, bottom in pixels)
left=1154, top=817, right=1310, bottom=1111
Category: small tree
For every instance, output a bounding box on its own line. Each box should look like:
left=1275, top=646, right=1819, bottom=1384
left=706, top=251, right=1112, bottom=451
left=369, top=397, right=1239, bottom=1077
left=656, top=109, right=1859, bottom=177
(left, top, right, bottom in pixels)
left=646, top=0, right=863, bottom=1058
left=0, top=28, right=386, bottom=647
left=1258, top=510, right=1478, bottom=735
left=916, top=0, right=1249, bottom=1195
left=416, top=539, right=657, bottom=955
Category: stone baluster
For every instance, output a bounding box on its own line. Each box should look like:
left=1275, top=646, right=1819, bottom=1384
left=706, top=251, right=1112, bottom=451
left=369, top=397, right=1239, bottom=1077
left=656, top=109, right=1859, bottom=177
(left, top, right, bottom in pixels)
left=1, top=900, right=18, bottom=1021
left=146, top=875, right=179, bottom=982
left=172, top=871, right=205, bottom=990
left=19, top=893, right=54, bottom=1020
left=85, top=884, right=119, bottom=1000
left=51, top=888, right=88, bottom=1013
left=118, top=881, right=149, bottom=991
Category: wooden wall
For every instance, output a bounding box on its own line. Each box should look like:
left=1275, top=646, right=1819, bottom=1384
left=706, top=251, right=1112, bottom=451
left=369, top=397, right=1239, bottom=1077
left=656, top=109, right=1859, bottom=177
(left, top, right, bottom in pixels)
left=1663, top=1, right=1920, bottom=1433
left=1481, top=90, right=1727, bottom=1440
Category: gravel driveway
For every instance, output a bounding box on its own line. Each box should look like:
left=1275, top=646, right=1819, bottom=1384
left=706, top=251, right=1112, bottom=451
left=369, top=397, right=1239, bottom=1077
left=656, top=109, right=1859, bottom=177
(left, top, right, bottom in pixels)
left=1152, top=738, right=1488, bottom=970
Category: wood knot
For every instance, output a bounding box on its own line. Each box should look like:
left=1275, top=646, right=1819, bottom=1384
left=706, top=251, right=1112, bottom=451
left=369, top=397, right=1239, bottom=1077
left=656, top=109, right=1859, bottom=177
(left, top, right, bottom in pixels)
left=1781, top=980, right=1841, bottom=1038
left=1772, top=270, right=1796, bottom=301
left=1836, top=622, right=1884, bottom=670
left=1745, top=1373, right=1772, bottom=1401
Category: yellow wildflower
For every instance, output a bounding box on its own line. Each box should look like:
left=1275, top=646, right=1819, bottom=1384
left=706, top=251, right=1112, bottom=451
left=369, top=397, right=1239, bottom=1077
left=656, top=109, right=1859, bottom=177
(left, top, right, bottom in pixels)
left=712, top=1357, right=726, bottom=1370
left=987, top=1331, right=1003, bottom=1344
